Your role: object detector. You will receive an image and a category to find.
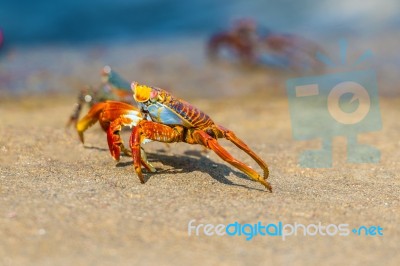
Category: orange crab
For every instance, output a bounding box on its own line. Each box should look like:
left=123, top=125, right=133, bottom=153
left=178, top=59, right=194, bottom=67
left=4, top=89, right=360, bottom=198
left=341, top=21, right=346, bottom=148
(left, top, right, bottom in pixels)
left=77, top=81, right=271, bottom=191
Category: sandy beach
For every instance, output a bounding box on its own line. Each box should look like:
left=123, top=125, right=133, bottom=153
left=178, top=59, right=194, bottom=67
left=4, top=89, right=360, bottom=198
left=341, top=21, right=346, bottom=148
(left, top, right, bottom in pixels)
left=1, top=0, right=399, bottom=263
left=0, top=26, right=399, bottom=265
left=0, top=87, right=399, bottom=265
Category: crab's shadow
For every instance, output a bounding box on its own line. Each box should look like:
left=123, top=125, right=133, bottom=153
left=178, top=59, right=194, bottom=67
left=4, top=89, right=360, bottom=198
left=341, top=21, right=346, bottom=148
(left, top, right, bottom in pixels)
left=113, top=149, right=264, bottom=191
left=83, top=145, right=109, bottom=152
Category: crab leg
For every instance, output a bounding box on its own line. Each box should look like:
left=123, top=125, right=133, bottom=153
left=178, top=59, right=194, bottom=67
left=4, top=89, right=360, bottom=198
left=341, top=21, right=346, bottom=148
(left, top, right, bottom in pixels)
left=130, top=121, right=184, bottom=183
left=66, top=91, right=86, bottom=128
left=107, top=115, right=138, bottom=160
left=193, top=130, right=272, bottom=192
left=216, top=125, right=269, bottom=180
left=108, top=117, right=155, bottom=172
left=129, top=120, right=271, bottom=191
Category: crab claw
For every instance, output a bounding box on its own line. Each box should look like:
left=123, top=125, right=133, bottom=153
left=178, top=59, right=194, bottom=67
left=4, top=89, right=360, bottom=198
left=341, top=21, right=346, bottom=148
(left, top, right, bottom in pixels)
left=76, top=101, right=156, bottom=171
left=76, top=101, right=141, bottom=145
left=76, top=102, right=108, bottom=143
left=106, top=113, right=142, bottom=161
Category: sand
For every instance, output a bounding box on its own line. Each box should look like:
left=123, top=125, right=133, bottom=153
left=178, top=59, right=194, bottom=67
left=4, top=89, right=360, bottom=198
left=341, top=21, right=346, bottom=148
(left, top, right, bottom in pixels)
left=0, top=91, right=399, bottom=265
left=0, top=33, right=400, bottom=265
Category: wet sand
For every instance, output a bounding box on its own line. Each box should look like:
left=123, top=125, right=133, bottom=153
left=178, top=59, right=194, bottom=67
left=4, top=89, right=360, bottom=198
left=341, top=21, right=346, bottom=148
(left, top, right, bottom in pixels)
left=0, top=92, right=399, bottom=265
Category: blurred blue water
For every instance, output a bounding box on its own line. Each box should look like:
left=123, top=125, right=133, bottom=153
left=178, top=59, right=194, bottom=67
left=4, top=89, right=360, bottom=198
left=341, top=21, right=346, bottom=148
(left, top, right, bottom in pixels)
left=0, top=0, right=399, bottom=96
left=0, top=0, right=398, bottom=46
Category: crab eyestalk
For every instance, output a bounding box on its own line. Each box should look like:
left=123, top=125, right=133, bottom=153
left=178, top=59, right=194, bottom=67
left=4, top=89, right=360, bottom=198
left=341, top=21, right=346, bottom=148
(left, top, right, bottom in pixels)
left=101, top=66, right=131, bottom=91
left=131, top=82, right=154, bottom=103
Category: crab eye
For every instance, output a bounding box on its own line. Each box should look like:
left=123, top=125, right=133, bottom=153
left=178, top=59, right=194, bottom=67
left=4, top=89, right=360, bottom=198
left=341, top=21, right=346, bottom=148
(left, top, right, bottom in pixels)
left=133, top=84, right=152, bottom=102
left=150, top=90, right=158, bottom=102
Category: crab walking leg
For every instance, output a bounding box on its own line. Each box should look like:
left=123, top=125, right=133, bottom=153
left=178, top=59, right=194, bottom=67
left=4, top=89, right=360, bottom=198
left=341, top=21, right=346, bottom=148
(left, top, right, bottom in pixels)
left=128, top=121, right=271, bottom=191
left=193, top=130, right=272, bottom=192
left=108, top=118, right=156, bottom=172
left=130, top=121, right=184, bottom=183
left=66, top=101, right=83, bottom=128
left=217, top=125, right=269, bottom=180
left=140, top=148, right=156, bottom=173
left=66, top=91, right=86, bottom=128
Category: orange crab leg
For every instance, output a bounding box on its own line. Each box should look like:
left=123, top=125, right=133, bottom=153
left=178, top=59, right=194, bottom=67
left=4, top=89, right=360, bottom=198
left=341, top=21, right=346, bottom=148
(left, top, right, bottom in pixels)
left=216, top=125, right=269, bottom=180
left=130, top=121, right=184, bottom=183
left=193, top=130, right=272, bottom=192
left=129, top=120, right=271, bottom=191
left=107, top=117, right=156, bottom=172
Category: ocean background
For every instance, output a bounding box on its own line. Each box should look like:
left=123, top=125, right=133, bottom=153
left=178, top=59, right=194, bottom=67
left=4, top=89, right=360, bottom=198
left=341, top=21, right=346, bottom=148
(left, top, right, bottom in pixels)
left=1, top=0, right=399, bottom=45
left=0, top=0, right=399, bottom=95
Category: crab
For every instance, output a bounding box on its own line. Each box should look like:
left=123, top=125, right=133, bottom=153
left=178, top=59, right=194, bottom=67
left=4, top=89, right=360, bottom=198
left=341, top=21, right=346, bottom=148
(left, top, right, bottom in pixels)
left=208, top=19, right=323, bottom=71
left=208, top=19, right=258, bottom=64
left=77, top=81, right=271, bottom=192
left=66, top=66, right=133, bottom=128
